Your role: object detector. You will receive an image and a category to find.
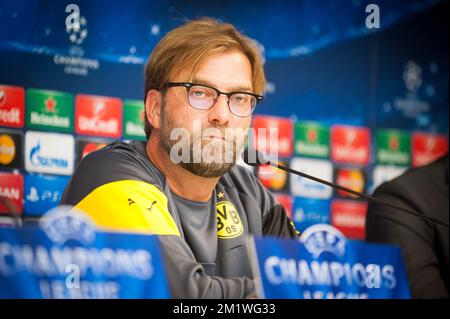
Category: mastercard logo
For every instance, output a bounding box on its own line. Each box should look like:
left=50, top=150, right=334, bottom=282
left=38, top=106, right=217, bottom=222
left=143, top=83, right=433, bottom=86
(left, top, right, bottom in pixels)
left=0, top=134, right=16, bottom=165
left=258, top=161, right=288, bottom=191
left=336, top=169, right=364, bottom=198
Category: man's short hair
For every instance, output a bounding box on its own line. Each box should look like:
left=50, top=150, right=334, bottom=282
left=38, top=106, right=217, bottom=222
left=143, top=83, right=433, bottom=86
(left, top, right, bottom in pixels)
left=143, top=17, right=266, bottom=138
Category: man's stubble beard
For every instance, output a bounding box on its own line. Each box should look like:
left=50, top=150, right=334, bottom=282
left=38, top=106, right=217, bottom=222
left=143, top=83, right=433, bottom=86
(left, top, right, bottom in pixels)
left=158, top=101, right=245, bottom=178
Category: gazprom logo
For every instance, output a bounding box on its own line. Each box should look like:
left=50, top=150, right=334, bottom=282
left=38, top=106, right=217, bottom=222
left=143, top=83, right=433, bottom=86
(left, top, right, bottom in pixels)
left=299, top=224, right=346, bottom=258
left=39, top=205, right=96, bottom=245
left=30, top=141, right=68, bottom=169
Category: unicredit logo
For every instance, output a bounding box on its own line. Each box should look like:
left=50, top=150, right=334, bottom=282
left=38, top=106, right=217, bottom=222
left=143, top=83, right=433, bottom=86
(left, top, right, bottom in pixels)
left=78, top=116, right=118, bottom=134
left=30, top=142, right=68, bottom=168
left=0, top=108, right=20, bottom=124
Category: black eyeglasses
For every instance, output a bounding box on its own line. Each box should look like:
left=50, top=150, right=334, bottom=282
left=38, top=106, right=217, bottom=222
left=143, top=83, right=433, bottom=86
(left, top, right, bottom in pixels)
left=160, top=82, right=263, bottom=117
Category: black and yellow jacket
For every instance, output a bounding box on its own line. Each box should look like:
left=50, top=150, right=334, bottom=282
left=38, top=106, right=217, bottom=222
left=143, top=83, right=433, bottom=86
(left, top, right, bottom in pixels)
left=61, top=141, right=299, bottom=298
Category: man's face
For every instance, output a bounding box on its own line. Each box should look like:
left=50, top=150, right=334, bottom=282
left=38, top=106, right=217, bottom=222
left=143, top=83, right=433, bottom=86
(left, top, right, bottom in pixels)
left=159, top=50, right=253, bottom=177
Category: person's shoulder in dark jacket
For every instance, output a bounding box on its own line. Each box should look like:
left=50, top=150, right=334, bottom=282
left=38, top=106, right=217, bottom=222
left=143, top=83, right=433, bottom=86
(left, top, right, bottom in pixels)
left=366, top=154, right=449, bottom=298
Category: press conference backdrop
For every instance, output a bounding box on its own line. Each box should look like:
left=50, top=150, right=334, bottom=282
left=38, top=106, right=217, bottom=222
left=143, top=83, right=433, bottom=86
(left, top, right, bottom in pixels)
left=0, top=0, right=448, bottom=240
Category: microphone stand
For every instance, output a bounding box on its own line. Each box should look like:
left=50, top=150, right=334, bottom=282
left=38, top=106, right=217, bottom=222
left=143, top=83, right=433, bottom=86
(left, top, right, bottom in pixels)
left=265, top=160, right=449, bottom=228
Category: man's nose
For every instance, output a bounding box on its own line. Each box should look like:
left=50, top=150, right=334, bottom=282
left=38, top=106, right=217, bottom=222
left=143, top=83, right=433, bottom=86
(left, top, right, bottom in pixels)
left=207, top=94, right=230, bottom=126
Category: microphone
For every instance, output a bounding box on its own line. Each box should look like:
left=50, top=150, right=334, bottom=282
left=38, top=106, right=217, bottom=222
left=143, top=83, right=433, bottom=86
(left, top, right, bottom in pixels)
left=242, top=149, right=449, bottom=228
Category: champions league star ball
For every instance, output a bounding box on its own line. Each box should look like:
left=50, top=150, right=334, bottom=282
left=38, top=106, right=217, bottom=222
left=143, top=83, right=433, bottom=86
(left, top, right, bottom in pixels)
left=66, top=16, right=88, bottom=45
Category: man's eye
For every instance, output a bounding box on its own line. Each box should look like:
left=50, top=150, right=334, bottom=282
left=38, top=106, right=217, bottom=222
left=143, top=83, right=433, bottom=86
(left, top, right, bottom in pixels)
left=192, top=90, right=205, bottom=97
left=233, top=94, right=248, bottom=104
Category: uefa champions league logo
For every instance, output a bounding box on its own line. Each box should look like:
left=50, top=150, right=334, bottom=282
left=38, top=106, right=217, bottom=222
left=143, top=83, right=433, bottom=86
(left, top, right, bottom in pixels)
left=39, top=205, right=96, bottom=245
left=299, top=224, right=347, bottom=258
left=65, top=4, right=88, bottom=45
left=403, top=61, right=422, bottom=94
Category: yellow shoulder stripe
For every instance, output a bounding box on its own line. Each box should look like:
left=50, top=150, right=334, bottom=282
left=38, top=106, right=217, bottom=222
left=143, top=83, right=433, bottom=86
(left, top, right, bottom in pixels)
left=73, top=180, right=180, bottom=236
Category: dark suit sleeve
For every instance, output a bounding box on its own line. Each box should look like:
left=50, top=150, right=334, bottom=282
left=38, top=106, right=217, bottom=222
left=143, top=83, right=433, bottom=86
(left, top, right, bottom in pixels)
left=366, top=159, right=449, bottom=298
left=262, top=203, right=300, bottom=238
left=250, top=171, right=300, bottom=239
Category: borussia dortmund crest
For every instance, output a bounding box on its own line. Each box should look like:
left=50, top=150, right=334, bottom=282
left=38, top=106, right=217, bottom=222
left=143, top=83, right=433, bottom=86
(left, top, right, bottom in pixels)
left=216, top=201, right=243, bottom=239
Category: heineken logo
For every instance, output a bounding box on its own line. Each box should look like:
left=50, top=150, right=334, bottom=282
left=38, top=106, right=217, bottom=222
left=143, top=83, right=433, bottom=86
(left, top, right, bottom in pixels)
left=26, top=89, right=73, bottom=131
left=388, top=136, right=399, bottom=151
left=123, top=101, right=145, bottom=139
left=307, top=129, right=317, bottom=143
left=30, top=113, right=70, bottom=128
left=376, top=130, right=410, bottom=166
left=295, top=123, right=329, bottom=158
left=125, top=122, right=145, bottom=137
left=44, top=97, right=57, bottom=113
left=296, top=141, right=328, bottom=158
left=378, top=150, right=409, bottom=165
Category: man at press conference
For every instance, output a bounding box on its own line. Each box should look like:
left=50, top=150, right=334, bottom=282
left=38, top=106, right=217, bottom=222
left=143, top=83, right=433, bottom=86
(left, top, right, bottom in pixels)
left=61, top=17, right=299, bottom=298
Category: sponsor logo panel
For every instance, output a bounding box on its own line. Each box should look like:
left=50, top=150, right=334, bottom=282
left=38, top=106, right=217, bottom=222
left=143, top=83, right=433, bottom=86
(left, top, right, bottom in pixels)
left=290, top=157, right=333, bottom=199
left=293, top=197, right=330, bottom=233
left=0, top=172, right=24, bottom=215
left=333, top=166, right=367, bottom=199
left=331, top=125, right=370, bottom=165
left=0, top=84, right=25, bottom=128
left=252, top=115, right=293, bottom=158
left=257, top=159, right=290, bottom=193
left=123, top=100, right=146, bottom=140
left=412, top=132, right=448, bottom=167
left=376, top=129, right=410, bottom=166
left=26, top=88, right=74, bottom=132
left=24, top=174, right=70, bottom=217
left=25, top=131, right=74, bottom=175
left=75, top=94, right=122, bottom=138
left=294, top=121, right=329, bottom=158
left=0, top=129, right=23, bottom=169
left=331, top=199, right=367, bottom=240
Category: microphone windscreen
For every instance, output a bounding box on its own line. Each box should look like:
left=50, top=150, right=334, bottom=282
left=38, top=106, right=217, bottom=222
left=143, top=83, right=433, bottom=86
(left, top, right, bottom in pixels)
left=241, top=149, right=269, bottom=166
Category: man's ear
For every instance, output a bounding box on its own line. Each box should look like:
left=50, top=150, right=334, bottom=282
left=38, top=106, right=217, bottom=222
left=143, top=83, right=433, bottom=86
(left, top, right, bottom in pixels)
left=145, top=89, right=163, bottom=130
